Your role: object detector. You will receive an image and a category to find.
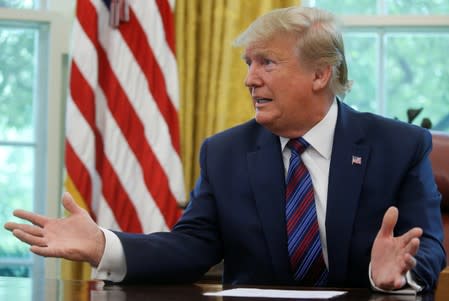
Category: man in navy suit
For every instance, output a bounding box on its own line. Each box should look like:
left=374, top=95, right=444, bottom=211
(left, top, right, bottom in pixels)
left=5, top=6, right=446, bottom=292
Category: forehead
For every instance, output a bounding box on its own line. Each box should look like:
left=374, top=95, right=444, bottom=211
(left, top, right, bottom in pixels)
left=243, top=34, right=298, bottom=59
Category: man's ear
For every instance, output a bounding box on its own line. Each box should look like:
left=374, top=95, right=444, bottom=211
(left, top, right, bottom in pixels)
left=312, top=65, right=332, bottom=91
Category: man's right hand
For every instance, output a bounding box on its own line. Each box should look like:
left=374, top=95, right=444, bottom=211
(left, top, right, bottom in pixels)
left=4, top=192, right=105, bottom=267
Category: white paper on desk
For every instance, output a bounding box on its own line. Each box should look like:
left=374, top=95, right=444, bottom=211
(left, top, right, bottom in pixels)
left=204, top=288, right=347, bottom=299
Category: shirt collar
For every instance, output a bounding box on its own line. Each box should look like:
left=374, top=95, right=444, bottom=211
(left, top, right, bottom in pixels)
left=280, top=98, right=338, bottom=160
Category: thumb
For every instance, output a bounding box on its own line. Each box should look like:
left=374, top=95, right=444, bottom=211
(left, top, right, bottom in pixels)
left=62, top=192, right=84, bottom=215
left=379, top=206, right=398, bottom=238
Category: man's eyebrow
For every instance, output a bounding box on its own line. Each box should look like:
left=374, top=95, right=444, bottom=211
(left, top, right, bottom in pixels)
left=241, top=50, right=272, bottom=61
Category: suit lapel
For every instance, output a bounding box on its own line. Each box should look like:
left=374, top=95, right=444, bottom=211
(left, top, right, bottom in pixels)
left=247, top=129, right=292, bottom=283
left=326, top=102, right=370, bottom=286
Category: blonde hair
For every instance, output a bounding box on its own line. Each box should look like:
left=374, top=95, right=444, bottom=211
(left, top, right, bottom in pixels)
left=234, top=6, right=352, bottom=96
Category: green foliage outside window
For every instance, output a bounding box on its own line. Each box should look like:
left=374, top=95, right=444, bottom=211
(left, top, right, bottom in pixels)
left=0, top=27, right=35, bottom=138
left=385, top=34, right=449, bottom=130
left=314, top=0, right=449, bottom=132
left=342, top=33, right=449, bottom=131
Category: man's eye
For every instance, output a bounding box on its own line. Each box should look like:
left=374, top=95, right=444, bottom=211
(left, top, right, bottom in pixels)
left=263, top=58, right=274, bottom=65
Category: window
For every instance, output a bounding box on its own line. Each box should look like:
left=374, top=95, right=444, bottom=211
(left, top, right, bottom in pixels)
left=0, top=0, right=69, bottom=283
left=304, top=0, right=449, bottom=131
left=0, top=0, right=48, bottom=278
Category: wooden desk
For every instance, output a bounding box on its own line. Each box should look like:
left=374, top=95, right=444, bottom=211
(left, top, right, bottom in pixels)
left=0, top=276, right=447, bottom=301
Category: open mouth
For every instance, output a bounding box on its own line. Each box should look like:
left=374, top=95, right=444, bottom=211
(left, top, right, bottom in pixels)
left=255, top=98, right=272, bottom=104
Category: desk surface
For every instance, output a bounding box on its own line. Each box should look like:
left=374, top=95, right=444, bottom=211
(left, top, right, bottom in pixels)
left=0, top=276, right=447, bottom=301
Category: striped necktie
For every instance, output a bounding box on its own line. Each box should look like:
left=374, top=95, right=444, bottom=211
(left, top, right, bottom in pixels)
left=285, top=137, right=328, bottom=286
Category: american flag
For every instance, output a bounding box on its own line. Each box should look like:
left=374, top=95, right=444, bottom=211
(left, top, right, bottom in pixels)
left=351, top=155, right=362, bottom=165
left=65, top=0, right=184, bottom=233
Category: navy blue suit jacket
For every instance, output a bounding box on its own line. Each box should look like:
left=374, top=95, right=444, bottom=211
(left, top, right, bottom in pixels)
left=116, top=101, right=446, bottom=289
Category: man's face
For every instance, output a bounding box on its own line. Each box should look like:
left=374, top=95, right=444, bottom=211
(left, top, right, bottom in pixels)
left=243, top=33, right=320, bottom=137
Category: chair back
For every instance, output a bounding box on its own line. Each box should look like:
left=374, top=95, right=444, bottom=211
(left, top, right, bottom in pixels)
left=430, top=130, right=449, bottom=263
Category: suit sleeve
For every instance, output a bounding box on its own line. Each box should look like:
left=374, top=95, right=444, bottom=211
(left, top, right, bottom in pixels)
left=116, top=138, right=223, bottom=283
left=396, top=129, right=446, bottom=291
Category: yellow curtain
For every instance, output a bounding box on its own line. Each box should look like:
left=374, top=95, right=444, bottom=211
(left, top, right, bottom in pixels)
left=176, top=0, right=299, bottom=194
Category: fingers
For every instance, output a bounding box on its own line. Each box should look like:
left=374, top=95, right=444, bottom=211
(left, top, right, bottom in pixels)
left=399, top=228, right=422, bottom=263
left=7, top=193, right=82, bottom=228
left=392, top=236, right=420, bottom=278
left=10, top=210, right=49, bottom=228
left=402, top=237, right=420, bottom=271
left=29, top=245, right=58, bottom=258
left=405, top=235, right=421, bottom=255
left=401, top=227, right=423, bottom=246
left=5, top=222, right=48, bottom=249
left=11, top=229, right=47, bottom=247
left=62, top=192, right=84, bottom=215
left=379, top=206, right=398, bottom=238
left=393, top=276, right=407, bottom=290
left=5, top=222, right=44, bottom=237
left=4, top=221, right=15, bottom=231
left=403, top=253, right=418, bottom=271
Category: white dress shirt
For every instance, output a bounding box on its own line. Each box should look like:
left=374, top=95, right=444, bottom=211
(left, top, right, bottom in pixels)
left=279, top=98, right=338, bottom=268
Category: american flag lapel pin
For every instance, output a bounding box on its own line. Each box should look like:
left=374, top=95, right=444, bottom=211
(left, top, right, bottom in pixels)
left=352, top=155, right=362, bottom=165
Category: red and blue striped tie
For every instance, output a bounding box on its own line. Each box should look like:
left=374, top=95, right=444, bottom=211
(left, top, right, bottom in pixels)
left=286, top=138, right=328, bottom=286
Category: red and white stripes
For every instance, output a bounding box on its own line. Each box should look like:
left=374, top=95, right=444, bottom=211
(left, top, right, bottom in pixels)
left=65, top=0, right=184, bottom=233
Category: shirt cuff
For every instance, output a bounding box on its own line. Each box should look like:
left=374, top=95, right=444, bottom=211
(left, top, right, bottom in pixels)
left=368, top=262, right=422, bottom=294
left=91, top=228, right=127, bottom=282
left=405, top=270, right=424, bottom=292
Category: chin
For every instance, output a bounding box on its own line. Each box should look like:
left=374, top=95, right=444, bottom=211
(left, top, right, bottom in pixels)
left=255, top=115, right=290, bottom=137
left=255, top=115, right=276, bottom=131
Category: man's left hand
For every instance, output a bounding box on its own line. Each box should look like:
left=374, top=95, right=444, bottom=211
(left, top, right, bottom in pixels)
left=371, top=206, right=423, bottom=290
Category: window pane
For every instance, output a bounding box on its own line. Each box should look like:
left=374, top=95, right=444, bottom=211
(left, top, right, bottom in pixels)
left=386, top=0, right=449, bottom=15
left=0, top=26, right=36, bottom=142
left=385, top=33, right=449, bottom=131
left=0, top=145, right=33, bottom=276
left=313, top=0, right=377, bottom=15
left=0, top=0, right=34, bottom=9
left=343, top=33, right=378, bottom=112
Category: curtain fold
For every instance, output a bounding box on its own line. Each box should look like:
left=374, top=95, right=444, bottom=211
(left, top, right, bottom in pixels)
left=176, top=0, right=300, bottom=194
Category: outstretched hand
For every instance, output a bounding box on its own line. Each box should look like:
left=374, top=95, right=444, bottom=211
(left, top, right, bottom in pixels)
left=4, top=192, right=105, bottom=267
left=371, top=206, right=422, bottom=290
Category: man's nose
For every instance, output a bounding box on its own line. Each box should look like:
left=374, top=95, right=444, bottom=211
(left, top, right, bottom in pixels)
left=244, top=64, right=263, bottom=88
